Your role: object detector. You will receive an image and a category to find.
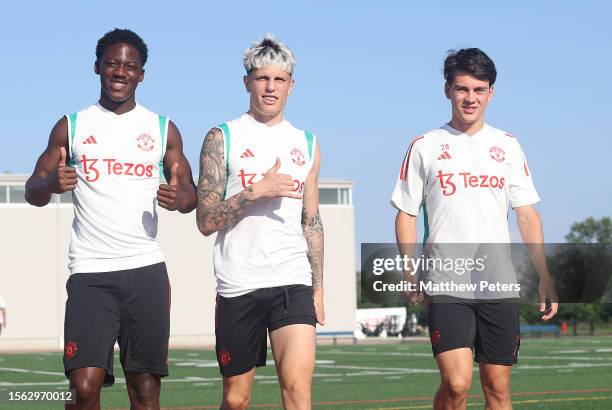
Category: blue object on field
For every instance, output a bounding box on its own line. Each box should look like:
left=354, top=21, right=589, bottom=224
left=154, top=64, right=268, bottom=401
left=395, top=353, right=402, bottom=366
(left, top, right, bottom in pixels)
left=520, top=324, right=560, bottom=337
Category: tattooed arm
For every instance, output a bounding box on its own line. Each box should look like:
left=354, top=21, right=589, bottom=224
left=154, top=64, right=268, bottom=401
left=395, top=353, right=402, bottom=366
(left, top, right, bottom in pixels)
left=302, top=143, right=325, bottom=324
left=196, top=128, right=302, bottom=236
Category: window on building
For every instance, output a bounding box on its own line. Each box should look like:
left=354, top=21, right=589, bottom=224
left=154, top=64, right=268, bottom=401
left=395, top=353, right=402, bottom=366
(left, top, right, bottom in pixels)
left=339, top=188, right=350, bottom=205
left=319, top=188, right=351, bottom=205
left=319, top=188, right=338, bottom=205
left=59, top=192, right=73, bottom=203
left=9, top=186, right=26, bottom=203
left=0, top=186, right=7, bottom=203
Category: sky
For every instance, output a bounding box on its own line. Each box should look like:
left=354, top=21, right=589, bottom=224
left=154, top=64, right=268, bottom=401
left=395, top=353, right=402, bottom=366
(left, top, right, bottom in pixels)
left=2, top=1, right=611, bottom=252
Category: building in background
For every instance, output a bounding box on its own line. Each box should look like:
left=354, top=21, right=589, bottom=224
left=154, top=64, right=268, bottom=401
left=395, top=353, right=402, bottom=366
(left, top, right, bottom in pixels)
left=0, top=174, right=355, bottom=350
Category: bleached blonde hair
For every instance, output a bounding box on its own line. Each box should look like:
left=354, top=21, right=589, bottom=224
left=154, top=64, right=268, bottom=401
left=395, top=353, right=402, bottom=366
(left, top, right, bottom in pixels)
left=243, top=35, right=296, bottom=76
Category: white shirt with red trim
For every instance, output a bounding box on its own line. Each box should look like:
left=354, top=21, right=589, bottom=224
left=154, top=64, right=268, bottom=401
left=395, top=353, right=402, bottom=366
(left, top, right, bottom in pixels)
left=213, top=114, right=316, bottom=297
left=391, top=123, right=540, bottom=244
left=391, top=123, right=540, bottom=299
left=66, top=103, right=168, bottom=274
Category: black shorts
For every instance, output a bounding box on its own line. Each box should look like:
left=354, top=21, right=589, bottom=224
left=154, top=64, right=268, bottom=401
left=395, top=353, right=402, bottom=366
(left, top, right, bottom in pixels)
left=215, top=284, right=316, bottom=377
left=63, top=262, right=170, bottom=386
left=428, top=299, right=520, bottom=365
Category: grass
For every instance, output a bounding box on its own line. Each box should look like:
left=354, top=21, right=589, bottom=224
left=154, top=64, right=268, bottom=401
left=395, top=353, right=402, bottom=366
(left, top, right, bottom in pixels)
left=0, top=336, right=611, bottom=409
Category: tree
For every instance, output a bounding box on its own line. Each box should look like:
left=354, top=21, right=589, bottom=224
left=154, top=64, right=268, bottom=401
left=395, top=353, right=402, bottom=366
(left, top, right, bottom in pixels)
left=565, top=217, right=612, bottom=244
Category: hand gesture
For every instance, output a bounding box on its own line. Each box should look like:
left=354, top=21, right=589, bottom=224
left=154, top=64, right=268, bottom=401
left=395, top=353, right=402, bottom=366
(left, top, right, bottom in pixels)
left=48, top=147, right=77, bottom=194
left=251, top=159, right=302, bottom=199
left=157, top=163, right=191, bottom=211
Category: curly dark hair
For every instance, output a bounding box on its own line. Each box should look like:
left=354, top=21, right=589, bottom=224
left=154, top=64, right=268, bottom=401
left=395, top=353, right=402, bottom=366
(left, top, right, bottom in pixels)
left=444, top=48, right=496, bottom=86
left=96, top=28, right=148, bottom=67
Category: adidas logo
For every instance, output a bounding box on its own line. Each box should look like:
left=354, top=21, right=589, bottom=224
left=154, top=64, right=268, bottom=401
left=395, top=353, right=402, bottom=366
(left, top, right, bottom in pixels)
left=82, top=135, right=98, bottom=145
left=437, top=150, right=452, bottom=160
left=240, top=149, right=255, bottom=159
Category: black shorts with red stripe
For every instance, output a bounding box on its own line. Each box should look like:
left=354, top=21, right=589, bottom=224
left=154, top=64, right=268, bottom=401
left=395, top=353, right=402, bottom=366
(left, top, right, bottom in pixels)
left=63, top=262, right=170, bottom=386
left=215, top=285, right=316, bottom=377
left=428, top=297, right=520, bottom=366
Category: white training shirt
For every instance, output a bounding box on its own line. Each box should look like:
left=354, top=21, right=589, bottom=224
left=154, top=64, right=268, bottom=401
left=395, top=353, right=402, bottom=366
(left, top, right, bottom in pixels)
left=391, top=123, right=540, bottom=299
left=213, top=114, right=316, bottom=297
left=66, top=103, right=168, bottom=274
left=392, top=123, right=540, bottom=243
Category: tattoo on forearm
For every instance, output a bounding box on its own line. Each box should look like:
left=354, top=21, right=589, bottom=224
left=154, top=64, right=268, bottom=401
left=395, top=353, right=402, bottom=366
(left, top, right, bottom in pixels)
left=196, top=129, right=254, bottom=234
left=302, top=208, right=324, bottom=289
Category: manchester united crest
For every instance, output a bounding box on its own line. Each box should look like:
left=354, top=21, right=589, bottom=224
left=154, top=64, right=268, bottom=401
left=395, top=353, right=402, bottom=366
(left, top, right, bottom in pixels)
left=218, top=349, right=232, bottom=367
left=137, top=134, right=155, bottom=152
left=430, top=329, right=441, bottom=346
left=489, top=146, right=506, bottom=162
left=291, top=148, right=305, bottom=166
left=65, top=341, right=78, bottom=360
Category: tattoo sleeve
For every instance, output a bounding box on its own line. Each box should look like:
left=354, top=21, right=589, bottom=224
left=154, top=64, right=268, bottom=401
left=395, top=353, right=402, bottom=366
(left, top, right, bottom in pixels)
left=302, top=207, right=325, bottom=289
left=196, top=129, right=254, bottom=235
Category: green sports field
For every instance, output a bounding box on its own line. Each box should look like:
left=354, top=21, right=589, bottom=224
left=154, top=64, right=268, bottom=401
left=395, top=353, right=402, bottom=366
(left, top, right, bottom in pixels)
left=1, top=336, right=611, bottom=409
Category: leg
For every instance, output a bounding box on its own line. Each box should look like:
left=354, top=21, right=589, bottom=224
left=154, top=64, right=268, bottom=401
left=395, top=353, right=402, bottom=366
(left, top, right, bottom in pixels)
left=63, top=272, right=122, bottom=409
left=479, top=363, right=512, bottom=410
left=269, top=324, right=316, bottom=410
left=215, top=290, right=269, bottom=409
left=221, top=369, right=256, bottom=410
left=65, top=367, right=106, bottom=410
left=120, top=263, right=170, bottom=403
left=434, top=348, right=474, bottom=410
left=473, top=302, right=519, bottom=409
left=428, top=301, right=477, bottom=410
left=125, top=372, right=161, bottom=410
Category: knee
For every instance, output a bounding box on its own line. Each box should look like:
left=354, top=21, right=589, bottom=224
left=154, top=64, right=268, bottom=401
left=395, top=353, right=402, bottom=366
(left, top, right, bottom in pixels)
left=222, top=391, right=251, bottom=410
left=281, top=379, right=311, bottom=401
left=129, top=378, right=160, bottom=407
left=442, top=377, right=471, bottom=400
left=482, top=377, right=510, bottom=402
left=70, top=377, right=102, bottom=403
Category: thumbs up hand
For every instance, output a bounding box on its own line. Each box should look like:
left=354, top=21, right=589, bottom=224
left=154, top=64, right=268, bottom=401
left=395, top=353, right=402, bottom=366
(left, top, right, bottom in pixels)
left=157, top=162, right=190, bottom=211
left=169, top=162, right=179, bottom=186
left=250, top=158, right=303, bottom=199
left=48, top=146, right=77, bottom=194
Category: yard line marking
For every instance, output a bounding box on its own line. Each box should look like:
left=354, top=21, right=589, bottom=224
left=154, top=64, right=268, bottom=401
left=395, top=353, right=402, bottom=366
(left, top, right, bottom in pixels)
left=0, top=372, right=347, bottom=387
left=316, top=351, right=432, bottom=357
left=0, top=367, right=65, bottom=376
left=519, top=355, right=612, bottom=361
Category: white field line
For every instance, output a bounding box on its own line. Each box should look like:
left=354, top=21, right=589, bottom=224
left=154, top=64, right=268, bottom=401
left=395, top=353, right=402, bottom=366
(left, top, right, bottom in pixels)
left=0, top=372, right=346, bottom=387
left=169, top=359, right=336, bottom=367
left=0, top=367, right=65, bottom=376
left=317, top=351, right=432, bottom=357
left=317, top=350, right=612, bottom=361
left=3, top=356, right=612, bottom=387
left=519, top=355, right=612, bottom=361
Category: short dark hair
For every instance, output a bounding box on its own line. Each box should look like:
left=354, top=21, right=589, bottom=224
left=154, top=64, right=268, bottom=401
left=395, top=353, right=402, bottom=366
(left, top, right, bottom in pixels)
left=96, top=28, right=148, bottom=67
left=444, top=48, right=497, bottom=86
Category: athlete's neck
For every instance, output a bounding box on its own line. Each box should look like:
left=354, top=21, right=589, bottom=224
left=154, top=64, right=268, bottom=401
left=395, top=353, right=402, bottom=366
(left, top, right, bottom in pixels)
left=99, top=93, right=137, bottom=115
left=449, top=118, right=485, bottom=136
left=247, top=110, right=284, bottom=127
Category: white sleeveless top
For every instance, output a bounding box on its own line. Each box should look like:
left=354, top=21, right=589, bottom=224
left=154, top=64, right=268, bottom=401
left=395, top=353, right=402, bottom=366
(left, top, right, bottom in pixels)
left=66, top=103, right=168, bottom=274
left=213, top=114, right=316, bottom=297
